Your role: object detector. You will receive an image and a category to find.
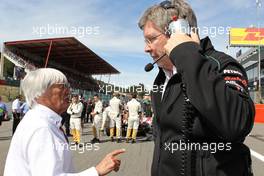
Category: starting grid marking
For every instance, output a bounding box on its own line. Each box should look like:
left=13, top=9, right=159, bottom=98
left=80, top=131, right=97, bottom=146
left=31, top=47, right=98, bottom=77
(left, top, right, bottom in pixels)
left=250, top=149, right=264, bottom=163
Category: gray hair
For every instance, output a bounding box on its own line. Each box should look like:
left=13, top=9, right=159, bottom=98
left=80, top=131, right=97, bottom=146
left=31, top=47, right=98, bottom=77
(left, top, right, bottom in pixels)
left=138, top=0, right=197, bottom=33
left=21, top=68, right=68, bottom=108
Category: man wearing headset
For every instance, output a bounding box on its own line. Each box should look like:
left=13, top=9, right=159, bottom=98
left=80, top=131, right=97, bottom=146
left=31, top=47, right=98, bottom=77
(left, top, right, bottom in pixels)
left=138, top=0, right=255, bottom=175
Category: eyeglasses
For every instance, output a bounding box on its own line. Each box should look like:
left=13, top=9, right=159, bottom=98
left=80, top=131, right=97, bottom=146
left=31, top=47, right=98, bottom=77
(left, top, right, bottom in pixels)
left=144, top=1, right=175, bottom=46
left=55, top=82, right=71, bottom=89
left=144, top=33, right=163, bottom=45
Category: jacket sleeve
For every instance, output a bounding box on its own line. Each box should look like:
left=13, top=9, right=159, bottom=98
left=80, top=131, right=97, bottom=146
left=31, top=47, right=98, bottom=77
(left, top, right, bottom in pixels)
left=169, top=42, right=255, bottom=142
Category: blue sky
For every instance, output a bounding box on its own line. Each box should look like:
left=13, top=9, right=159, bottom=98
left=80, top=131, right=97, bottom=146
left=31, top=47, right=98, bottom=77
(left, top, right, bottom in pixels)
left=0, top=0, right=263, bottom=88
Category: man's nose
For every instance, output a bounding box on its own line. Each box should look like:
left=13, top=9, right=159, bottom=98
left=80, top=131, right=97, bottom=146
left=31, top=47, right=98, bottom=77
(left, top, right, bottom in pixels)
left=144, top=43, right=152, bottom=53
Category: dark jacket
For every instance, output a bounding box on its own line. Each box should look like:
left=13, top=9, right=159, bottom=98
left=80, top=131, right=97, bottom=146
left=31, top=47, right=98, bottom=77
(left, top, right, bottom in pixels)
left=151, top=37, right=255, bottom=176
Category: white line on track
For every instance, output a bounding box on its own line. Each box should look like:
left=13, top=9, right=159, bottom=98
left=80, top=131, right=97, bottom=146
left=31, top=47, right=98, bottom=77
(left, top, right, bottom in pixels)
left=251, top=149, right=264, bottom=162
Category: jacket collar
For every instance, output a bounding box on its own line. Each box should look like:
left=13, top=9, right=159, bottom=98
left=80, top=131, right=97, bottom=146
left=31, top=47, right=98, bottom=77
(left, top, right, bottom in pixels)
left=162, top=66, right=177, bottom=81
left=200, top=36, right=215, bottom=55
left=154, top=68, right=166, bottom=86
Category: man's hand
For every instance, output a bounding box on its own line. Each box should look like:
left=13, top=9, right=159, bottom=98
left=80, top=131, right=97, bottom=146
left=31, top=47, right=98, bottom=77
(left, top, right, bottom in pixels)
left=164, top=31, right=200, bottom=56
left=95, top=149, right=125, bottom=176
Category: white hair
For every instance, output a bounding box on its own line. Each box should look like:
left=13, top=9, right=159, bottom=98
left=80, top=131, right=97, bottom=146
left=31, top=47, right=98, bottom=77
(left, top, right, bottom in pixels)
left=21, top=68, right=68, bottom=108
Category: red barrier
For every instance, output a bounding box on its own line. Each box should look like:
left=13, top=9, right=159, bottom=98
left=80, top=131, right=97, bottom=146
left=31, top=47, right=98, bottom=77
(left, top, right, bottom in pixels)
left=255, top=104, right=264, bottom=123
left=0, top=79, right=6, bottom=85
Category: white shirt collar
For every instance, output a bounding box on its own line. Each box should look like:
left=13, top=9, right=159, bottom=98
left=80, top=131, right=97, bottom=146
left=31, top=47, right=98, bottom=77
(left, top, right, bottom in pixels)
left=162, top=66, right=177, bottom=80
left=161, top=66, right=177, bottom=99
left=32, top=104, right=62, bottom=128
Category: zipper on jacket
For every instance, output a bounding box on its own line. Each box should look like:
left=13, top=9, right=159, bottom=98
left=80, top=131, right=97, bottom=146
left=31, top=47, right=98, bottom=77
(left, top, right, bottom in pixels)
left=180, top=83, right=196, bottom=176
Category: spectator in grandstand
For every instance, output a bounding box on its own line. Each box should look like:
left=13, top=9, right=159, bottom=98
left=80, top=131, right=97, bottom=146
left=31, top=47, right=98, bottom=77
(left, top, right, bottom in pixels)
left=4, top=68, right=125, bottom=176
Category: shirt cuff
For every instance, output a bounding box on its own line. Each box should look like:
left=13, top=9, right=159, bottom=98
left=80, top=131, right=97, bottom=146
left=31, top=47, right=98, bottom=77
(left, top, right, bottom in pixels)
left=79, top=167, right=99, bottom=176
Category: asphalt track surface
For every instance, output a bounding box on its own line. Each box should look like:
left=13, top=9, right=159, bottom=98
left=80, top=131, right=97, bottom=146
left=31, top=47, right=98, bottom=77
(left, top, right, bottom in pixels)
left=0, top=120, right=263, bottom=176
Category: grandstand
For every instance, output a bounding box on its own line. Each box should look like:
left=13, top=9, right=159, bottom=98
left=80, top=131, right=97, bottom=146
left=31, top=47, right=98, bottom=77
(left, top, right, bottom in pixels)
left=0, top=37, right=119, bottom=91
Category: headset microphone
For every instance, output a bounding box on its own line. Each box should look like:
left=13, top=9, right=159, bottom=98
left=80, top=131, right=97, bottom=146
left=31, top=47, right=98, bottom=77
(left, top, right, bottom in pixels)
left=144, top=53, right=166, bottom=72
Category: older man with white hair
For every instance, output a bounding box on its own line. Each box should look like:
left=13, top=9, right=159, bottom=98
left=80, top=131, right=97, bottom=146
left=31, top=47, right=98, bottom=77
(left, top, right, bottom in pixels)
left=4, top=68, right=125, bottom=176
